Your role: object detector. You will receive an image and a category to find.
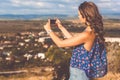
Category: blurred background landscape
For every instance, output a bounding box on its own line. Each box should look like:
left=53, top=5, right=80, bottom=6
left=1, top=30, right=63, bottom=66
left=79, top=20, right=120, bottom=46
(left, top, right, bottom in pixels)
left=0, top=0, right=120, bottom=80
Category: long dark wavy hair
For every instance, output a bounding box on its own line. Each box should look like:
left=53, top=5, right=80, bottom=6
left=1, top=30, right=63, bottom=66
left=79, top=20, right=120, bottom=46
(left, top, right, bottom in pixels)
left=78, top=1, right=105, bottom=42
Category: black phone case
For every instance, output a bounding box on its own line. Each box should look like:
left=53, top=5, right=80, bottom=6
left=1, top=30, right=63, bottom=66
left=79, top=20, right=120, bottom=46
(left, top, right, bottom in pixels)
left=50, top=19, right=56, bottom=24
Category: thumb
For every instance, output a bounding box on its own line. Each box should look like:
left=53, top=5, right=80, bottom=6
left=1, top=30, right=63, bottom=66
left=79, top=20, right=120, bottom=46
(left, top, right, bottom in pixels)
left=48, top=19, right=50, bottom=24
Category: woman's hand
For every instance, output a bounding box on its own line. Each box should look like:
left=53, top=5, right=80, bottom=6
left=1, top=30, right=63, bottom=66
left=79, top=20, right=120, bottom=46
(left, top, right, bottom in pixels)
left=44, top=19, right=51, bottom=31
left=56, top=19, right=63, bottom=29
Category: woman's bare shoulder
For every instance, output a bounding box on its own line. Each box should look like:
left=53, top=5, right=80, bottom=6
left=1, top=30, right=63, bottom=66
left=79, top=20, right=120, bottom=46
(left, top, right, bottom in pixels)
left=77, top=31, right=92, bottom=38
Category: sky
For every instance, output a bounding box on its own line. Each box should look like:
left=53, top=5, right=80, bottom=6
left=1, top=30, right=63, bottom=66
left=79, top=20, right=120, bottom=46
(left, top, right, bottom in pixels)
left=0, top=0, right=120, bottom=15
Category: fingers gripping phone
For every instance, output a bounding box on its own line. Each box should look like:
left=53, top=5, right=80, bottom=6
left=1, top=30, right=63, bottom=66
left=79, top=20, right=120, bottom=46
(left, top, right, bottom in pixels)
left=50, top=19, right=56, bottom=24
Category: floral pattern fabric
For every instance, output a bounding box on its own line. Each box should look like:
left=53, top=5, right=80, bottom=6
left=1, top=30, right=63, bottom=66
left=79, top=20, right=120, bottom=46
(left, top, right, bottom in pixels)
left=70, top=37, right=107, bottom=78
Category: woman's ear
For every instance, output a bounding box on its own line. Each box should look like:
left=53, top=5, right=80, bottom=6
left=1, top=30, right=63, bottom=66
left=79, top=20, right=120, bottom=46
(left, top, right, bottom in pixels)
left=82, top=17, right=86, bottom=23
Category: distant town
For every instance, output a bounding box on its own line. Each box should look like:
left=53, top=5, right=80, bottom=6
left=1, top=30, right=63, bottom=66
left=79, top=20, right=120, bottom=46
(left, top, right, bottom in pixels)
left=0, top=31, right=53, bottom=64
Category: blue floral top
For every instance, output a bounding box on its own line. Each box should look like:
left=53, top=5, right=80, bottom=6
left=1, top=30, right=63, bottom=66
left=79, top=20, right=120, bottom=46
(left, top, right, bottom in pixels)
left=70, top=37, right=107, bottom=78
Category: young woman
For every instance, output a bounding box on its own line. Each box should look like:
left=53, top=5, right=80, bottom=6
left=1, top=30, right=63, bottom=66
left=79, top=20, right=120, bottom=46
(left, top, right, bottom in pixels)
left=44, top=1, right=107, bottom=80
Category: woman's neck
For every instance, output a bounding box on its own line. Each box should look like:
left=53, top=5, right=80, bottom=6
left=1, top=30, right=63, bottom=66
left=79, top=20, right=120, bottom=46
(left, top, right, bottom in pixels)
left=86, top=25, right=92, bottom=31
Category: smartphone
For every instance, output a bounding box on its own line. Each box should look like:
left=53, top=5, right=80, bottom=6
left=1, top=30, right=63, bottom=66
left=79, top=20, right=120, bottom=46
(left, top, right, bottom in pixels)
left=50, top=19, right=56, bottom=24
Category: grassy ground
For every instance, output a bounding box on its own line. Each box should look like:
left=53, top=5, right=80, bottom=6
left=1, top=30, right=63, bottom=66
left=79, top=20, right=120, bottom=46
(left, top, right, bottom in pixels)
left=0, top=19, right=120, bottom=80
left=0, top=67, right=53, bottom=80
left=0, top=71, right=120, bottom=80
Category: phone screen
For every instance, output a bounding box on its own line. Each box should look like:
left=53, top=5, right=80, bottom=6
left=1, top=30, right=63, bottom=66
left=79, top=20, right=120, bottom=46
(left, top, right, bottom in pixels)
left=50, top=19, right=56, bottom=24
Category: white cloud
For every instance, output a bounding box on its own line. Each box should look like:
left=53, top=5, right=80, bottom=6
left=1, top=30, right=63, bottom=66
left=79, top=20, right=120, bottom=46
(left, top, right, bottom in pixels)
left=58, top=4, right=65, bottom=8
left=100, top=0, right=111, bottom=1
left=111, top=8, right=117, bottom=11
left=71, top=6, right=78, bottom=9
left=97, top=2, right=112, bottom=8
left=11, top=0, right=46, bottom=7
left=0, top=10, right=7, bottom=14
left=116, top=2, right=120, bottom=5
left=97, top=0, right=120, bottom=14
left=36, top=2, right=45, bottom=7
left=0, top=0, right=119, bottom=14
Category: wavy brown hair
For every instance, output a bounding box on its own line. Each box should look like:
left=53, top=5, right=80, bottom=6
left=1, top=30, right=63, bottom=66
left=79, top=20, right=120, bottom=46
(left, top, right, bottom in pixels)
left=78, top=1, right=105, bottom=42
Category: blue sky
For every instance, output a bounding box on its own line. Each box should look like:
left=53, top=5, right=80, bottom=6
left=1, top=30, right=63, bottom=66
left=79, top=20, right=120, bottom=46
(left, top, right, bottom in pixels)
left=0, top=0, right=120, bottom=15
